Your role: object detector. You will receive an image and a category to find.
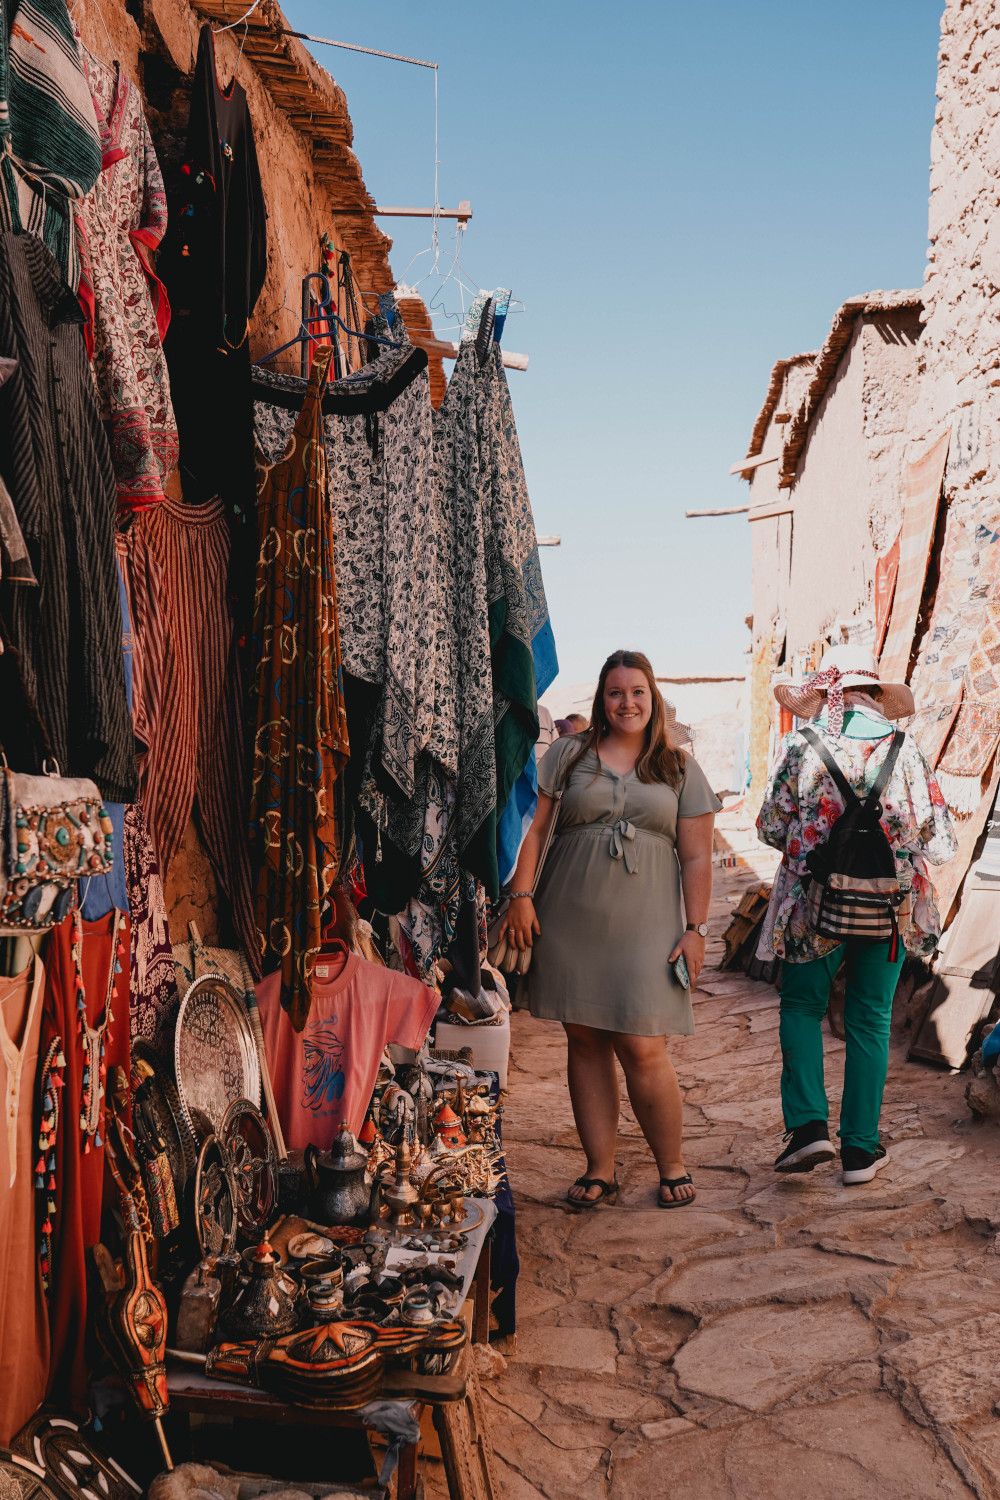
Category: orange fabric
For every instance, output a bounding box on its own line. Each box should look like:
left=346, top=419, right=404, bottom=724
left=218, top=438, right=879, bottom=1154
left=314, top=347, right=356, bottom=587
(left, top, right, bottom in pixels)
left=0, top=959, right=49, bottom=1442
left=874, top=531, right=901, bottom=657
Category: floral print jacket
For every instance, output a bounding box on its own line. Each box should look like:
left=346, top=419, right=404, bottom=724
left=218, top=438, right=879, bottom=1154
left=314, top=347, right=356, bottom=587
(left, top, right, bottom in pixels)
left=756, top=713, right=957, bottom=963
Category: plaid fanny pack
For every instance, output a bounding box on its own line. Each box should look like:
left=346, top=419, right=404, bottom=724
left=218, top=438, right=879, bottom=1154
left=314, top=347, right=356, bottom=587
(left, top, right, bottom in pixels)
left=804, top=872, right=911, bottom=948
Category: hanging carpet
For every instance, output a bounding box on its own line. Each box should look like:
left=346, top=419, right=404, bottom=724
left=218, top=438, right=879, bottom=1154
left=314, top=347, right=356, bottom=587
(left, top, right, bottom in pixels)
left=879, top=428, right=950, bottom=684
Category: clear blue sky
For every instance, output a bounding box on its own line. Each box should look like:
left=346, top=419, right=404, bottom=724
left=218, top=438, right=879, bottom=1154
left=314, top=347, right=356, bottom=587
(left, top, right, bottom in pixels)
left=285, top=0, right=943, bottom=687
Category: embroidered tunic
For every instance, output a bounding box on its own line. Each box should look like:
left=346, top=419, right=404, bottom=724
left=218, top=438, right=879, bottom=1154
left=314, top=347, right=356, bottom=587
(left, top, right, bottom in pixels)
left=74, top=50, right=178, bottom=510
left=756, top=711, right=958, bottom=964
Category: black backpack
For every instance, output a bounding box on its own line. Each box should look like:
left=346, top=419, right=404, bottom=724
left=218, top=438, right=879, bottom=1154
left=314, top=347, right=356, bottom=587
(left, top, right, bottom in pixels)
left=798, top=727, right=907, bottom=962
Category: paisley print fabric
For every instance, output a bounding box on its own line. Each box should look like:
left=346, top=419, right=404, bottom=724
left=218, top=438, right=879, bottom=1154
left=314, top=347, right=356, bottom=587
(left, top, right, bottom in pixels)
left=74, top=49, right=178, bottom=511
left=252, top=332, right=439, bottom=800
left=249, top=345, right=350, bottom=1032
left=431, top=294, right=550, bottom=894
left=124, top=802, right=177, bottom=1054
left=756, top=710, right=957, bottom=963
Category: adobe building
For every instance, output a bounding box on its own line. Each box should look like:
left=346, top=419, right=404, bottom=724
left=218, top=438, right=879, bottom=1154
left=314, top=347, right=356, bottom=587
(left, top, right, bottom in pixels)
left=741, top=293, right=924, bottom=673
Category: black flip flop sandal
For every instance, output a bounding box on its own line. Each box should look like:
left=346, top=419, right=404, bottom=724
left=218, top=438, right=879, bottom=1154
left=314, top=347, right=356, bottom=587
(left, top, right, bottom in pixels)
left=659, top=1174, right=696, bottom=1209
left=566, top=1176, right=619, bottom=1209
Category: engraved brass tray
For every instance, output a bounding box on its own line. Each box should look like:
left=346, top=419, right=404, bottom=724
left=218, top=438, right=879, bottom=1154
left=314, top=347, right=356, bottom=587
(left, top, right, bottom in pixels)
left=174, top=973, right=260, bottom=1141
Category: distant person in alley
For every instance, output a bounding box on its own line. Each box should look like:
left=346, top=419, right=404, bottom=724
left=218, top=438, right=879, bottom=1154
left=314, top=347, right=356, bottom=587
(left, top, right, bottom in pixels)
left=501, top=649, right=721, bottom=1208
left=757, top=645, right=957, bottom=1185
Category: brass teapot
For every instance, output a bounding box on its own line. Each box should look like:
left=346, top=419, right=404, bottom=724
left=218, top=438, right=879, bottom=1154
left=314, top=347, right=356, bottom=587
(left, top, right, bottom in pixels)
left=304, top=1123, right=371, bottom=1225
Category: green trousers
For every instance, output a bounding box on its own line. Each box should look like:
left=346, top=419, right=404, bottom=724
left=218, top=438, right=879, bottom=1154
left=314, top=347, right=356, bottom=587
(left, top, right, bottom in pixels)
left=779, top=941, right=905, bottom=1152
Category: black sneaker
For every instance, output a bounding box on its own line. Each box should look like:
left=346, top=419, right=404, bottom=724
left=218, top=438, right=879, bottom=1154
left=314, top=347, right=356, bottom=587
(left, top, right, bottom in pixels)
left=774, top=1121, right=836, bottom=1174
left=841, top=1142, right=889, bottom=1185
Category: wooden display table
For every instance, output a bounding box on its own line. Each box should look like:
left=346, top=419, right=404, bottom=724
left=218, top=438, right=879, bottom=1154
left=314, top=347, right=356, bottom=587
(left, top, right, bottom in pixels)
left=166, top=1225, right=495, bottom=1500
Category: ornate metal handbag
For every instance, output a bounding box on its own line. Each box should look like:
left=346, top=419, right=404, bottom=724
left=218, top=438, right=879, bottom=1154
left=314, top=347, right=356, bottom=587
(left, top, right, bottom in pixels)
left=0, top=764, right=114, bottom=932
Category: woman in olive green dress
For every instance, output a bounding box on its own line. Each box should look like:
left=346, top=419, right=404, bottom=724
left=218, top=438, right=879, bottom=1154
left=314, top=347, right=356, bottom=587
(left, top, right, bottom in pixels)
left=503, top=650, right=720, bottom=1207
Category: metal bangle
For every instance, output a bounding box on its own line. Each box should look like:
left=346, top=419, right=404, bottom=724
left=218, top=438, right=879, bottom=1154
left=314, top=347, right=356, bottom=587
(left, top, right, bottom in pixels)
left=508, top=891, right=533, bottom=900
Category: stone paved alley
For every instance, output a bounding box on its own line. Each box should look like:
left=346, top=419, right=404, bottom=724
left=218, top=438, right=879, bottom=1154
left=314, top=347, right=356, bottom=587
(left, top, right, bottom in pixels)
left=478, top=864, right=1000, bottom=1500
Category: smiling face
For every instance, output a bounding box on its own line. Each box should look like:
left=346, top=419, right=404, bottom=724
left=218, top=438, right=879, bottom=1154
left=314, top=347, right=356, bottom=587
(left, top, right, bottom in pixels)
left=603, top=666, right=653, bottom=737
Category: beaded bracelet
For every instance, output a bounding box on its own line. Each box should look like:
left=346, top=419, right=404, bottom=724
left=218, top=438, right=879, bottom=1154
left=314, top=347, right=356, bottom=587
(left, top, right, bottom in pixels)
left=508, top=891, right=533, bottom=900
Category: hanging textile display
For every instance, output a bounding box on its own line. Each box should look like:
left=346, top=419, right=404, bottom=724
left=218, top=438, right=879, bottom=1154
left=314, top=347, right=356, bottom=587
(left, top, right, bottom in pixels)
left=935, top=556, right=1000, bottom=813
left=249, top=345, right=350, bottom=1032
left=73, top=48, right=178, bottom=511
left=40, top=909, right=131, bottom=1410
left=879, top=428, right=951, bottom=683
left=121, top=492, right=256, bottom=965
left=745, top=628, right=775, bottom=819
left=81, top=554, right=135, bottom=923
left=0, top=231, right=135, bottom=801
left=159, top=25, right=267, bottom=628
left=492, top=315, right=558, bottom=882
left=906, top=513, right=999, bottom=769
left=124, top=803, right=179, bottom=1053
left=431, top=292, right=549, bottom=896
left=0, top=0, right=101, bottom=287
left=873, top=530, right=901, bottom=657
left=0, top=955, right=49, bottom=1444
left=252, top=325, right=438, bottom=798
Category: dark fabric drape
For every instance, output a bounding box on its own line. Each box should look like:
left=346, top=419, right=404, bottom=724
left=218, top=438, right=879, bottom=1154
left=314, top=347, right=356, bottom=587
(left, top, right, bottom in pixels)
left=0, top=231, right=135, bottom=800
left=159, top=26, right=267, bottom=630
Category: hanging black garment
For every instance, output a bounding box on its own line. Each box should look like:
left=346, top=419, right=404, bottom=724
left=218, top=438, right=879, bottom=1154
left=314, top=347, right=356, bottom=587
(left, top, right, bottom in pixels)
left=159, top=26, right=267, bottom=632
left=0, top=232, right=135, bottom=800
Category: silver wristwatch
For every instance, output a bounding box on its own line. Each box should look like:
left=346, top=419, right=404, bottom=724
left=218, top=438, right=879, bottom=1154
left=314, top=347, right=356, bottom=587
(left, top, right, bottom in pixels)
left=686, top=922, right=709, bottom=938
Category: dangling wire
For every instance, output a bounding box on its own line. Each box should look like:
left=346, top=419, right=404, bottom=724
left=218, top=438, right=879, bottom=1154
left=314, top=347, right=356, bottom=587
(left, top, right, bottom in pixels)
left=213, top=0, right=263, bottom=34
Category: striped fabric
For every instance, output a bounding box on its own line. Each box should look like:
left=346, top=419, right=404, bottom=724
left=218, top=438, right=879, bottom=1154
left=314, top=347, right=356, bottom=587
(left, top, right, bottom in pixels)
left=0, top=0, right=101, bottom=285
left=879, top=429, right=951, bottom=684
left=0, top=231, right=135, bottom=800
left=121, top=494, right=256, bottom=967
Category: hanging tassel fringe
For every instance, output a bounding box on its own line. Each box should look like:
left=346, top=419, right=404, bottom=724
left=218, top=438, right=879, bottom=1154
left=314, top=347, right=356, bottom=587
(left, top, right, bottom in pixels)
left=935, top=769, right=984, bottom=818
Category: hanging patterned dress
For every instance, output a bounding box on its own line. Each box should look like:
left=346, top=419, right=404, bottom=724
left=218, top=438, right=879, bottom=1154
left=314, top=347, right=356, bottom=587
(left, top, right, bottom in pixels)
left=249, top=345, right=350, bottom=1031
left=40, top=909, right=131, bottom=1411
left=74, top=49, right=178, bottom=510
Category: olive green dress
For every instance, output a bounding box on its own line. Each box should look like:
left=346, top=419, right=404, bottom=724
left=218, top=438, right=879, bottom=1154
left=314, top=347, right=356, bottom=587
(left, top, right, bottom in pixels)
left=524, top=737, right=722, bottom=1036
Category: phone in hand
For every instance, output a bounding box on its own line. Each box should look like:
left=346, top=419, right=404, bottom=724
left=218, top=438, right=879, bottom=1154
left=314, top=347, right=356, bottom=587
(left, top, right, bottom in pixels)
left=673, top=953, right=691, bottom=990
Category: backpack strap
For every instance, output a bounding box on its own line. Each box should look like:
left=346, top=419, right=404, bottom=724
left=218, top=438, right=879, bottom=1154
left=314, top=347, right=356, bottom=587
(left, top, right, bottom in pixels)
left=799, top=728, right=860, bottom=809
left=865, top=730, right=905, bottom=813
left=799, top=726, right=905, bottom=815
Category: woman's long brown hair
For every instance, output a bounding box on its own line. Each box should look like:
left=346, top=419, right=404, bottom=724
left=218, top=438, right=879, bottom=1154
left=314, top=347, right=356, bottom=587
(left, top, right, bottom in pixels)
left=567, top=650, right=685, bottom=787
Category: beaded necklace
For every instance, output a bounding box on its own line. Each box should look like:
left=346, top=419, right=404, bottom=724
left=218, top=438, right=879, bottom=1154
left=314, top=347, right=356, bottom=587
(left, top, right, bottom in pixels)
left=71, top=907, right=126, bottom=1153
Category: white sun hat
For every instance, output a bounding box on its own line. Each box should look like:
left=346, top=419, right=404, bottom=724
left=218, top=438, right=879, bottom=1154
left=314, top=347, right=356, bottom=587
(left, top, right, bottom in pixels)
left=772, top=644, right=914, bottom=736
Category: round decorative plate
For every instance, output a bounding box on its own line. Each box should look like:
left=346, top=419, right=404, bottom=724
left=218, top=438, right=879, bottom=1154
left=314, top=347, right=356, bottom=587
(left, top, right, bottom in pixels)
left=220, top=1098, right=278, bottom=1240
left=132, top=1041, right=197, bottom=1196
left=0, top=1452, right=62, bottom=1500
left=10, top=1417, right=141, bottom=1500
left=193, top=1133, right=239, bottom=1257
left=175, top=974, right=260, bottom=1139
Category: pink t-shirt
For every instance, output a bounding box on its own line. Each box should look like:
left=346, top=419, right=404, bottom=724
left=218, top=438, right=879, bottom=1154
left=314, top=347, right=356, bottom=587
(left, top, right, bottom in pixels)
left=257, top=950, right=439, bottom=1150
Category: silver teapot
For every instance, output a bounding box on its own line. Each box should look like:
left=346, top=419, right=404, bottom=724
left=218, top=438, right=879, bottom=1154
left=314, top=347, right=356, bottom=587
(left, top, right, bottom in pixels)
left=304, top=1123, right=371, bottom=1225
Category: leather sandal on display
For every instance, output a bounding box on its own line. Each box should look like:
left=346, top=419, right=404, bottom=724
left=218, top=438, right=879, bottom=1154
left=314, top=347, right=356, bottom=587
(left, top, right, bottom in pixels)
left=566, top=1176, right=619, bottom=1209
left=658, top=1174, right=696, bottom=1208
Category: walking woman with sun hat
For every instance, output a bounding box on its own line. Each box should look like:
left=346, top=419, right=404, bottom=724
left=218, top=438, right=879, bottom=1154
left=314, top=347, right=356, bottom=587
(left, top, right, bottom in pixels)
left=756, top=644, right=956, bottom=1185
